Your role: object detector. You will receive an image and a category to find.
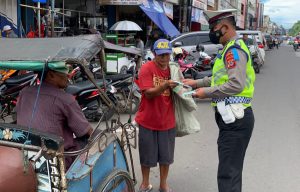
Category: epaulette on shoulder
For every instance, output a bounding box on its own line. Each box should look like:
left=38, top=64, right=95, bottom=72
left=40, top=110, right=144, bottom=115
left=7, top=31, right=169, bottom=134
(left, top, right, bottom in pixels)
left=234, top=39, right=242, bottom=47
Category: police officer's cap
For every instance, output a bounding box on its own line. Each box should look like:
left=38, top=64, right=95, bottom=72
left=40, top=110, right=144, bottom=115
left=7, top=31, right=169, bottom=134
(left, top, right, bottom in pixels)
left=204, top=9, right=237, bottom=29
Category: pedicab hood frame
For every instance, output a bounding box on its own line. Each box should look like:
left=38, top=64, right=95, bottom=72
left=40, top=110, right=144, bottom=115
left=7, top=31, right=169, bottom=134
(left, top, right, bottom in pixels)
left=0, top=34, right=142, bottom=110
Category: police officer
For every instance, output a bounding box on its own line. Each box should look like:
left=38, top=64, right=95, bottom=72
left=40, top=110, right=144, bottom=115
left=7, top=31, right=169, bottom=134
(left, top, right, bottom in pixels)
left=184, top=9, right=255, bottom=192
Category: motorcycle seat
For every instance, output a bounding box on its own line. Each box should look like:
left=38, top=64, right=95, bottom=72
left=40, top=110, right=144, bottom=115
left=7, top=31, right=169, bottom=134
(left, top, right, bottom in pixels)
left=65, top=79, right=111, bottom=95
left=105, top=74, right=132, bottom=82
left=194, top=70, right=212, bottom=79
left=5, top=72, right=35, bottom=85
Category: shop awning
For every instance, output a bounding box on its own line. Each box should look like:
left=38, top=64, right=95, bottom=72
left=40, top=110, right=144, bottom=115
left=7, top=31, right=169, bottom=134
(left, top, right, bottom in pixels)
left=140, top=0, right=180, bottom=38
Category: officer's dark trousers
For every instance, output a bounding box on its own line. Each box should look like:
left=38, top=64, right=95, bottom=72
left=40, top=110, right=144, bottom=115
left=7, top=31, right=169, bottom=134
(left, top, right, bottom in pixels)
left=215, top=107, right=254, bottom=192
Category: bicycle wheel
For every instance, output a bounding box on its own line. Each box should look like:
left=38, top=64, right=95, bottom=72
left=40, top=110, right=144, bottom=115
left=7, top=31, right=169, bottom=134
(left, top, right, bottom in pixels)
left=96, top=169, right=135, bottom=192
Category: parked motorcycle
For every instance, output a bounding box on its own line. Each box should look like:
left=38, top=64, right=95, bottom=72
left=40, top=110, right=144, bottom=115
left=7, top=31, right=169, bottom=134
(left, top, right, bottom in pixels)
left=173, top=47, right=213, bottom=80
left=91, top=64, right=141, bottom=114
left=106, top=73, right=141, bottom=114
left=65, top=79, right=117, bottom=122
left=0, top=72, right=38, bottom=122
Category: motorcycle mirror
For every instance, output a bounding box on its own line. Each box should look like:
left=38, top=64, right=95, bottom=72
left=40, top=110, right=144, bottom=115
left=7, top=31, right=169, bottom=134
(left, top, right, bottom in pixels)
left=109, top=85, right=117, bottom=94
left=174, top=42, right=183, bottom=47
left=92, top=67, right=101, bottom=73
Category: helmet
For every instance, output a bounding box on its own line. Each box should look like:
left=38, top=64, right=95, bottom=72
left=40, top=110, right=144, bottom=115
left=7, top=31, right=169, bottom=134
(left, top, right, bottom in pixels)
left=196, top=44, right=204, bottom=52
left=3, top=25, right=12, bottom=32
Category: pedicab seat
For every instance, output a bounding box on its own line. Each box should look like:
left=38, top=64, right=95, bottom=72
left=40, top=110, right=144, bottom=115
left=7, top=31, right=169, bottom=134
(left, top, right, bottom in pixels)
left=0, top=123, right=63, bottom=151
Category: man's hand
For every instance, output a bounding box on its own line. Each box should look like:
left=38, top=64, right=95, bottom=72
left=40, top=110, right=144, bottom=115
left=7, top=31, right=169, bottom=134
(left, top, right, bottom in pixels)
left=166, top=80, right=179, bottom=89
left=183, top=79, right=198, bottom=88
left=193, top=88, right=206, bottom=99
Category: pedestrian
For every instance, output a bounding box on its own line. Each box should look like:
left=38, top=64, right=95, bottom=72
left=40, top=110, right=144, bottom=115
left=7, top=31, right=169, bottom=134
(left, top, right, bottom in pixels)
left=184, top=9, right=255, bottom=192
left=275, top=38, right=279, bottom=49
left=16, top=67, right=93, bottom=169
left=135, top=34, right=145, bottom=58
left=2, top=25, right=18, bottom=38
left=135, top=39, right=178, bottom=192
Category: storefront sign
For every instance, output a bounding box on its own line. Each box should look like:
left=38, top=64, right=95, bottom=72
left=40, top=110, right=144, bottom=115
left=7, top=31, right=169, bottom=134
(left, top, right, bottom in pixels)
left=99, top=0, right=142, bottom=5
left=207, top=0, right=214, bottom=7
left=192, top=0, right=207, bottom=10
left=191, top=8, right=208, bottom=25
left=163, top=2, right=173, bottom=19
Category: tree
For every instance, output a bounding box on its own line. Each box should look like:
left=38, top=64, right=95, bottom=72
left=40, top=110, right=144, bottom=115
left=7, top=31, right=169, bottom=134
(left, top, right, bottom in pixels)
left=289, top=21, right=300, bottom=36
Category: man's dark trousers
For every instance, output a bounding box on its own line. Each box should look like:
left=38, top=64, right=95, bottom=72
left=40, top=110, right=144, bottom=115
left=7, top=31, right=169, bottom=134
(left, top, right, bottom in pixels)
left=215, top=107, right=254, bottom=192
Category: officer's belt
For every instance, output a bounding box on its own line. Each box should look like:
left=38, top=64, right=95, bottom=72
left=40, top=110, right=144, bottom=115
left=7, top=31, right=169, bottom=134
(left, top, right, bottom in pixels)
left=212, top=96, right=252, bottom=105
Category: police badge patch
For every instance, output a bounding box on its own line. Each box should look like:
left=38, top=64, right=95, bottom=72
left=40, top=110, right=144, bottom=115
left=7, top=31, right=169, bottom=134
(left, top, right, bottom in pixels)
left=225, top=50, right=236, bottom=69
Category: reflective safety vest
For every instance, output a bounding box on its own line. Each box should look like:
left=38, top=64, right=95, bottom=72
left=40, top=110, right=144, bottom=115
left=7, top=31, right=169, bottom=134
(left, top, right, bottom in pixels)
left=211, top=39, right=256, bottom=107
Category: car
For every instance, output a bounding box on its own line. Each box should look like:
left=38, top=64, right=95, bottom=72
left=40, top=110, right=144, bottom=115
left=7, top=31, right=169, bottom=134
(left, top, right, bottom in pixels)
left=143, top=31, right=222, bottom=61
left=170, top=31, right=222, bottom=57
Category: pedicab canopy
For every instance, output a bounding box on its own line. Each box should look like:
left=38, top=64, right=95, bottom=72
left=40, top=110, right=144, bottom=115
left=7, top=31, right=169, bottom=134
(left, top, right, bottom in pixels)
left=0, top=34, right=141, bottom=72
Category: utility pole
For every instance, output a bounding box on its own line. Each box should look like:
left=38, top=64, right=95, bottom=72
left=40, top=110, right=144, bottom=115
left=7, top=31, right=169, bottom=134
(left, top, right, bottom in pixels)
left=38, top=2, right=41, bottom=37
left=244, top=0, right=248, bottom=30
left=51, top=0, right=55, bottom=37
left=182, top=0, right=188, bottom=32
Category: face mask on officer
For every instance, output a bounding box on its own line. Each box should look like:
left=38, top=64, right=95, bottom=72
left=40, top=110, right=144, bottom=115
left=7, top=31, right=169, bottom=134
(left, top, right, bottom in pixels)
left=209, top=25, right=226, bottom=44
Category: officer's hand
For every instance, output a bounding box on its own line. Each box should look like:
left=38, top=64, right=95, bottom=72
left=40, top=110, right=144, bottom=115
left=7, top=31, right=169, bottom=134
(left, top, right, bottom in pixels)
left=193, top=88, right=206, bottom=99
left=183, top=79, right=197, bottom=88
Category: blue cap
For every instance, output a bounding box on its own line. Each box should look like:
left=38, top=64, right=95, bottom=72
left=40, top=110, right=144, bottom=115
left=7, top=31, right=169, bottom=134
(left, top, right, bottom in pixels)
left=153, top=39, right=172, bottom=55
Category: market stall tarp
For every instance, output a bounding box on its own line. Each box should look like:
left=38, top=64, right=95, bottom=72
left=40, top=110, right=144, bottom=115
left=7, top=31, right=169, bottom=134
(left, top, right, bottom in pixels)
left=140, top=0, right=180, bottom=38
left=0, top=35, right=141, bottom=63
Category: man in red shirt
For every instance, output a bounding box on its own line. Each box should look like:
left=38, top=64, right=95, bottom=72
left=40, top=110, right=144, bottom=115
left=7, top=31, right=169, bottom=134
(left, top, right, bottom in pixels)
left=135, top=39, right=177, bottom=192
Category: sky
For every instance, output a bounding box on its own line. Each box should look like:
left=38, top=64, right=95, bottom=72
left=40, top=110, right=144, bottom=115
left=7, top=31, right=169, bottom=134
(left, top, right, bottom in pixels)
left=262, top=0, right=299, bottom=29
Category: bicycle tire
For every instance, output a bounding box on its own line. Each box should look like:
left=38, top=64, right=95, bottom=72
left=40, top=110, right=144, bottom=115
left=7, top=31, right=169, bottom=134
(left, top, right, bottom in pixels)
left=96, top=169, right=135, bottom=192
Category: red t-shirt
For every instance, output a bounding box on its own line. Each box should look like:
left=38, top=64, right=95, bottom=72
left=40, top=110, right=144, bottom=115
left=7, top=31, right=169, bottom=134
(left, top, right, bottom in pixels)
left=135, top=61, right=175, bottom=131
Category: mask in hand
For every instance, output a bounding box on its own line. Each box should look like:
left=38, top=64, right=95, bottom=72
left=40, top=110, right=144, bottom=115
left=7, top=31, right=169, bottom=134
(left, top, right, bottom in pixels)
left=209, top=27, right=225, bottom=44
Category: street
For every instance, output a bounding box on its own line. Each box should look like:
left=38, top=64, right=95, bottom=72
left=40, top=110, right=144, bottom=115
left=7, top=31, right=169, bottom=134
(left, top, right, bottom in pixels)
left=124, top=44, right=300, bottom=192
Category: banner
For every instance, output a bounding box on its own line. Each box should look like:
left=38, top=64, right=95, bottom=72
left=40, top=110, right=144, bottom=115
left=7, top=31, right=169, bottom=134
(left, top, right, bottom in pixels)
left=191, top=8, right=208, bottom=25
left=207, top=0, right=214, bottom=7
left=163, top=2, right=173, bottom=20
left=142, top=0, right=173, bottom=19
left=192, top=0, right=207, bottom=10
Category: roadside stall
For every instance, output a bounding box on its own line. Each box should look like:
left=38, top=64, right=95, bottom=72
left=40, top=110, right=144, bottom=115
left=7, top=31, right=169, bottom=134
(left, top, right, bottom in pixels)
left=105, top=20, right=142, bottom=74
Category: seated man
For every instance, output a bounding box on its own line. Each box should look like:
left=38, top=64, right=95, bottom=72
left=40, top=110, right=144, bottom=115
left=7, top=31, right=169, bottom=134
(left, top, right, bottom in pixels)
left=242, top=34, right=253, bottom=46
left=16, top=68, right=93, bottom=169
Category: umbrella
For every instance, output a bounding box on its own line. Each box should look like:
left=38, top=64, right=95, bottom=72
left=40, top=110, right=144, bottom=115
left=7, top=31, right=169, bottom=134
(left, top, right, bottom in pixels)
left=110, top=20, right=142, bottom=31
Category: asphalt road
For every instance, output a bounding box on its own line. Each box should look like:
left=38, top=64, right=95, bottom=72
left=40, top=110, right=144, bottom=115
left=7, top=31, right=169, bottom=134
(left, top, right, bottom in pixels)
left=121, top=44, right=300, bottom=192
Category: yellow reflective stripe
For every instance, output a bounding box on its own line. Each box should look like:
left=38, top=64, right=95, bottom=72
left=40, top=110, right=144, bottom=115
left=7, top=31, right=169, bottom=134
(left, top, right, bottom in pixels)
left=213, top=68, right=227, bottom=84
